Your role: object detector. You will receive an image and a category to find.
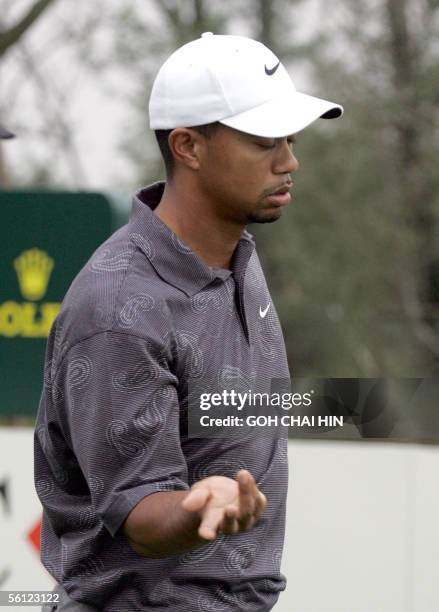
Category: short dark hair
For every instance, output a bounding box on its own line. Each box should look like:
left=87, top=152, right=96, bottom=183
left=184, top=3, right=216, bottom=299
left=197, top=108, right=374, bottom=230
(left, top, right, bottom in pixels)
left=154, top=122, right=221, bottom=177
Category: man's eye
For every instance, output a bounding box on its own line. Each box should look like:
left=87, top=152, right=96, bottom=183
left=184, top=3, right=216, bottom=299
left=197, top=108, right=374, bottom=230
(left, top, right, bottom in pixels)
left=257, top=141, right=275, bottom=149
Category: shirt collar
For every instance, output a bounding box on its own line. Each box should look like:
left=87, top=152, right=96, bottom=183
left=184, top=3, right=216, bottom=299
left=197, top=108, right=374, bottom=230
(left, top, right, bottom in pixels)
left=128, top=182, right=255, bottom=297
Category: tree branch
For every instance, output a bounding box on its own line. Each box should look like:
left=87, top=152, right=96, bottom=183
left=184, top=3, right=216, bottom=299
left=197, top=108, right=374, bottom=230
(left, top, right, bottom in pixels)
left=0, top=0, right=58, bottom=58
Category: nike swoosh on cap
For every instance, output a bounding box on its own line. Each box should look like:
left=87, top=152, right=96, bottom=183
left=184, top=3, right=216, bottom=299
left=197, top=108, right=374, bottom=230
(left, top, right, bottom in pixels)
left=264, top=61, right=280, bottom=76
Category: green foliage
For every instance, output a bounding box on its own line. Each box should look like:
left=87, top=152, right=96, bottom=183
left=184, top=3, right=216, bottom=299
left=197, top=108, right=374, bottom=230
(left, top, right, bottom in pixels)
left=252, top=0, right=439, bottom=376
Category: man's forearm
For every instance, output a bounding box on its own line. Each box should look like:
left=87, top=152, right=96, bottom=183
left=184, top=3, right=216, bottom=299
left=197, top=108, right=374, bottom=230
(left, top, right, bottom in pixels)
left=123, top=490, right=208, bottom=558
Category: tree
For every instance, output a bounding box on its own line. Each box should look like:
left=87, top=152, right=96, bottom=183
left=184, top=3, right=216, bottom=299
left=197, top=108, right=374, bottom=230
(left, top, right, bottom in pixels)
left=0, top=0, right=104, bottom=187
left=0, top=0, right=58, bottom=58
left=257, top=0, right=439, bottom=377
left=384, top=0, right=439, bottom=361
left=0, top=0, right=59, bottom=186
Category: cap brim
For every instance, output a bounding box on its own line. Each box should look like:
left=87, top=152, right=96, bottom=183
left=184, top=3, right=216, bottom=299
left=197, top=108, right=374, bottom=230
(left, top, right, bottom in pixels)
left=219, top=91, right=343, bottom=138
left=0, top=126, right=15, bottom=139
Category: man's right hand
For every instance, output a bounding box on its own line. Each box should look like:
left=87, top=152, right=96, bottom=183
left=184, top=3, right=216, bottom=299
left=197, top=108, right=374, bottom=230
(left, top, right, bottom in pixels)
left=181, top=469, right=267, bottom=540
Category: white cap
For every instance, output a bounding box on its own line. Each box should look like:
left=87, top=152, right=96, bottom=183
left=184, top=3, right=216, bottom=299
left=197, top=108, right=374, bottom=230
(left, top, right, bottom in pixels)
left=149, top=32, right=343, bottom=138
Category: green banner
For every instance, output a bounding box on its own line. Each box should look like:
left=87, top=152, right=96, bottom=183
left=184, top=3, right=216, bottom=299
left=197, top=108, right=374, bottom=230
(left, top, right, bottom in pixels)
left=0, top=191, right=115, bottom=417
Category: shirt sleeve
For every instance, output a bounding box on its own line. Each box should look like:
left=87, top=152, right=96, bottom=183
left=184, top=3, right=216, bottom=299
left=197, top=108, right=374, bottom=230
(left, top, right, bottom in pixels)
left=53, top=330, right=188, bottom=537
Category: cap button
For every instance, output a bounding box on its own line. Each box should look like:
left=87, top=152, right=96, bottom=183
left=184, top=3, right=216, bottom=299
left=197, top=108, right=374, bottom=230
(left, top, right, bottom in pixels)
left=201, top=32, right=214, bottom=38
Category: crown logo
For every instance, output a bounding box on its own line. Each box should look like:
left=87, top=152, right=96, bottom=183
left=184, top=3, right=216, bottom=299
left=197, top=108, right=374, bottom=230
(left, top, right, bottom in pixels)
left=14, top=248, right=54, bottom=301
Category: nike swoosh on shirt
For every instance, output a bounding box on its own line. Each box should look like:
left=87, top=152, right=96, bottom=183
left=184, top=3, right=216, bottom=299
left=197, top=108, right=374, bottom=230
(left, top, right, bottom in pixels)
left=259, top=303, right=270, bottom=318
left=265, top=61, right=280, bottom=76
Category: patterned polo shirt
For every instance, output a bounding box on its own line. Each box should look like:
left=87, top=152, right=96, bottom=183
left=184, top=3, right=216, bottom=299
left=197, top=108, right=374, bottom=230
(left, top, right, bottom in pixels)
left=34, top=182, right=290, bottom=611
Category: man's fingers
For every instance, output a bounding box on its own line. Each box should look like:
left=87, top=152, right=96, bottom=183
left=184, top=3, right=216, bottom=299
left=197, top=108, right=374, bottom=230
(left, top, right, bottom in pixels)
left=236, top=469, right=251, bottom=485
left=198, top=507, right=224, bottom=540
left=221, top=505, right=239, bottom=535
left=235, top=471, right=267, bottom=530
left=254, top=490, right=267, bottom=521
left=236, top=470, right=256, bottom=521
left=182, top=487, right=209, bottom=513
left=184, top=474, right=268, bottom=541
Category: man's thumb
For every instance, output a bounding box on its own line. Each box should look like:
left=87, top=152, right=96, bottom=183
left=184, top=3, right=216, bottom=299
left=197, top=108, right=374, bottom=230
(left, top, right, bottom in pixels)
left=182, top=487, right=210, bottom=512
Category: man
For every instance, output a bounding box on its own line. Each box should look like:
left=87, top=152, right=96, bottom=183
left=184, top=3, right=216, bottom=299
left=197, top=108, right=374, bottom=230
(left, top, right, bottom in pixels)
left=35, top=33, right=342, bottom=611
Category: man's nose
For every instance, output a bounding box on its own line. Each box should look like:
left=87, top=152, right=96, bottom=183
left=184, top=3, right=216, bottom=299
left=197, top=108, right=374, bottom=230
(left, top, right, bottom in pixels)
left=273, top=141, right=299, bottom=174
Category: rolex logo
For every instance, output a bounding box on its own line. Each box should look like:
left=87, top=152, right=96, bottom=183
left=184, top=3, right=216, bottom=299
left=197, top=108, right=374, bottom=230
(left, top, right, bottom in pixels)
left=14, top=248, right=54, bottom=301
left=0, top=248, right=59, bottom=338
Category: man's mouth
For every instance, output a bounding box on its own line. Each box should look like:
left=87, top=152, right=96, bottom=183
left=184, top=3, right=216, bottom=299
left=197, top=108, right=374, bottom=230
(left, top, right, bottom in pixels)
left=271, top=182, right=293, bottom=195
left=265, top=183, right=293, bottom=206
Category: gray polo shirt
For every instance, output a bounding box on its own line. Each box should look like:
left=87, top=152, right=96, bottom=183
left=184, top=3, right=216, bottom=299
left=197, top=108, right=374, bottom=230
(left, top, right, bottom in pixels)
left=34, top=182, right=290, bottom=611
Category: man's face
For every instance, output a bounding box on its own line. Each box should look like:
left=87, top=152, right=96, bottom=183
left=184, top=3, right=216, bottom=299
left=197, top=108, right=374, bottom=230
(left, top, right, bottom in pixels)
left=196, top=124, right=299, bottom=225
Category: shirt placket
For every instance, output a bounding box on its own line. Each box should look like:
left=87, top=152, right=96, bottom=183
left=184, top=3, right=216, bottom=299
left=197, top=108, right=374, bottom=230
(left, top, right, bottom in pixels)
left=232, top=240, right=254, bottom=346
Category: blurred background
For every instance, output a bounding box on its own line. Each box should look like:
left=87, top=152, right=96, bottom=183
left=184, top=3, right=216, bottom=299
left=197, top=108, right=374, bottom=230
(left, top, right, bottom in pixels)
left=1, top=1, right=439, bottom=610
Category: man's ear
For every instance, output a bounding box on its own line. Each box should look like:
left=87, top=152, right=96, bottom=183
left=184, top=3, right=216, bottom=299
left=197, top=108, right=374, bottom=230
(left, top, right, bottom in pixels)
left=168, top=128, right=204, bottom=172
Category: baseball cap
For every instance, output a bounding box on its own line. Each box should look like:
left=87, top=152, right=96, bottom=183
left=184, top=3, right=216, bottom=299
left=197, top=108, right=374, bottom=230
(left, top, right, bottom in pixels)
left=149, top=32, right=343, bottom=138
left=0, top=125, right=15, bottom=139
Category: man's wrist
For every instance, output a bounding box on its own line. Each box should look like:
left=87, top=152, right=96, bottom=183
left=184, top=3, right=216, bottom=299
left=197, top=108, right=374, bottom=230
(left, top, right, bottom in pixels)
left=123, top=490, right=208, bottom=558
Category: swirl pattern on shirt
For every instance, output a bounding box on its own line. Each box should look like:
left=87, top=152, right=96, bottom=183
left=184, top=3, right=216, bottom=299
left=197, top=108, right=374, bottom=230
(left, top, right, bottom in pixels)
left=190, top=457, right=248, bottom=483
left=90, top=248, right=132, bottom=272
left=217, top=365, right=255, bottom=393
left=105, top=420, right=148, bottom=459
left=77, top=507, right=98, bottom=533
left=68, top=356, right=93, bottom=390
left=179, top=534, right=226, bottom=566
left=133, top=399, right=165, bottom=436
left=175, top=331, right=204, bottom=378
left=129, top=232, right=156, bottom=260
left=74, top=556, right=122, bottom=584
left=88, top=475, right=105, bottom=494
left=190, top=289, right=224, bottom=313
left=224, top=542, right=258, bottom=575
left=112, top=361, right=158, bottom=392
left=118, top=293, right=155, bottom=328
left=35, top=478, right=54, bottom=499
left=198, top=586, right=247, bottom=611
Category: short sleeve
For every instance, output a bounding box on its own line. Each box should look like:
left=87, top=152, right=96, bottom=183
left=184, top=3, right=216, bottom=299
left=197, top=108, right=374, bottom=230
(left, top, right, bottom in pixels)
left=53, top=330, right=188, bottom=537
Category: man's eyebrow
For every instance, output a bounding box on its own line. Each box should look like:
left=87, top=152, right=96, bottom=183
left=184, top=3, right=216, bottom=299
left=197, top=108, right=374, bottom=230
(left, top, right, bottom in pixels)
left=287, top=134, right=297, bottom=143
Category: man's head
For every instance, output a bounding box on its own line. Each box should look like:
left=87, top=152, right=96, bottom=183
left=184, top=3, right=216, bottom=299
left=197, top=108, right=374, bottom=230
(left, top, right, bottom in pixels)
left=149, top=33, right=342, bottom=224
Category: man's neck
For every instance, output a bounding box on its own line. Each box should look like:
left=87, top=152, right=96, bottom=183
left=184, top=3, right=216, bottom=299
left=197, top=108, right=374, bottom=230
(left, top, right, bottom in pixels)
left=153, top=180, right=244, bottom=270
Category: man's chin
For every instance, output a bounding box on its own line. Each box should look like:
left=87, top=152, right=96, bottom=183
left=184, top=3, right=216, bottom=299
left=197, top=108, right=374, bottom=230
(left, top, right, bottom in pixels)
left=247, top=208, right=283, bottom=224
